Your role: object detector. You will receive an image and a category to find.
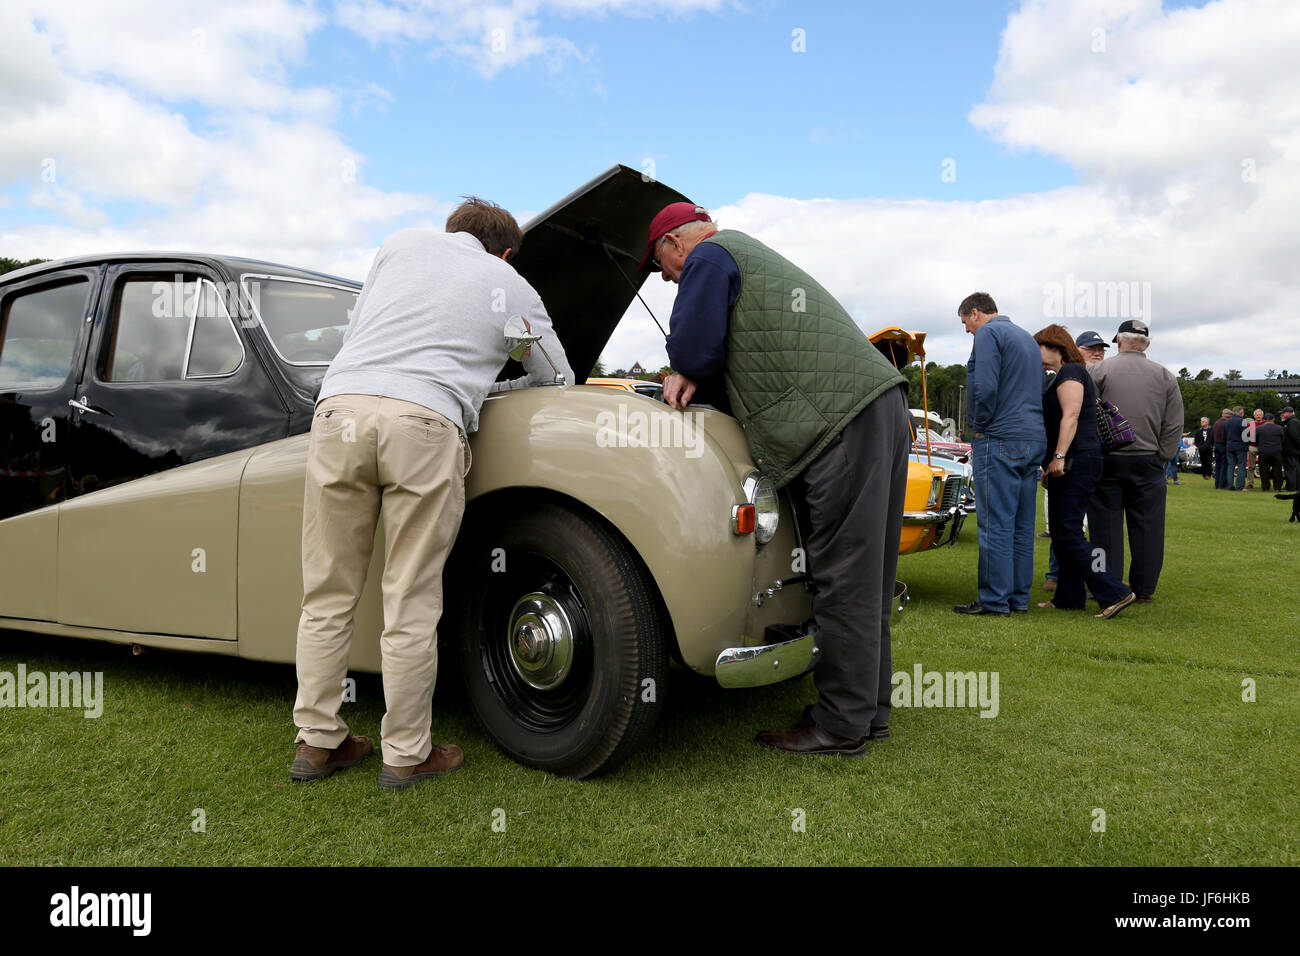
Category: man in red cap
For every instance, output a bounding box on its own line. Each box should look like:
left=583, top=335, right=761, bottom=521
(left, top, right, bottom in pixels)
left=642, top=201, right=911, bottom=757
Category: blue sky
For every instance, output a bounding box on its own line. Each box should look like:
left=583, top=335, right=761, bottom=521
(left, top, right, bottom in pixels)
left=269, top=2, right=1078, bottom=213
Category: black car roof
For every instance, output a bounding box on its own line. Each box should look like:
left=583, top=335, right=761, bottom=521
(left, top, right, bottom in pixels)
left=0, top=252, right=361, bottom=289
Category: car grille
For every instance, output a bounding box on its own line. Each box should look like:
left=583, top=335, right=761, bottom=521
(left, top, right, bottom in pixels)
left=941, top=475, right=964, bottom=511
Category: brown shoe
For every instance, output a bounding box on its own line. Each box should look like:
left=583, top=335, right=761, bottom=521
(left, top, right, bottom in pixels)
left=290, top=735, right=373, bottom=782
left=1043, top=578, right=1057, bottom=592
left=1096, top=591, right=1138, bottom=620
left=756, top=722, right=868, bottom=757
left=378, top=744, right=465, bottom=791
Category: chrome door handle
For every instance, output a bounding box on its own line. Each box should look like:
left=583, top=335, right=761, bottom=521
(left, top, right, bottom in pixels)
left=68, top=397, right=100, bottom=414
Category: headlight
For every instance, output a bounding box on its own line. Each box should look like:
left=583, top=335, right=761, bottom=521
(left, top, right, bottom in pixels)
left=927, top=474, right=943, bottom=509
left=743, top=471, right=779, bottom=546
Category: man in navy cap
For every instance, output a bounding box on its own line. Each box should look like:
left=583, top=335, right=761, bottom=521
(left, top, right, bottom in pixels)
left=1075, top=330, right=1109, bottom=368
left=642, top=201, right=911, bottom=757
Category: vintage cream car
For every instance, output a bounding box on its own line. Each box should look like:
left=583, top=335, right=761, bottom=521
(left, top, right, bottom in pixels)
left=0, top=166, right=952, bottom=778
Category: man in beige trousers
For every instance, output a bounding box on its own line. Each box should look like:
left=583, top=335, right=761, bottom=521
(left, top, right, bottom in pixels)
left=290, top=198, right=572, bottom=790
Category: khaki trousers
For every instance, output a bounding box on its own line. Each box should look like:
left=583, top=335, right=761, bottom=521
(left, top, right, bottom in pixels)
left=293, top=393, right=470, bottom=767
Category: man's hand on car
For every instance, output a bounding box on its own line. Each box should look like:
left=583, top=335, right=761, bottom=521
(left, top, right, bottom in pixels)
left=663, top=372, right=697, bottom=410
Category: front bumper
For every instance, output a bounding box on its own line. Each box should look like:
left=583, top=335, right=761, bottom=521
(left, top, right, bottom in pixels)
left=902, top=504, right=967, bottom=547
left=716, top=577, right=915, bottom=688
left=715, top=629, right=819, bottom=688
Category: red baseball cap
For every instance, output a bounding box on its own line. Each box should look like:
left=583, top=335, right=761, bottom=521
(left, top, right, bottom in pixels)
left=639, top=202, right=713, bottom=271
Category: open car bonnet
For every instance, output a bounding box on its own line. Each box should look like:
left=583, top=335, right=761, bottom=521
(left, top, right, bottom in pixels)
left=507, top=165, right=691, bottom=384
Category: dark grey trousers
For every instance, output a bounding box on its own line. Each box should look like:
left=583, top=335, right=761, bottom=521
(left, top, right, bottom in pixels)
left=1088, top=453, right=1167, bottom=598
left=788, top=384, right=910, bottom=739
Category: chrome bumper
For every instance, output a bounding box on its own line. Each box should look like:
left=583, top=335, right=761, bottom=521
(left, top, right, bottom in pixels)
left=718, top=579, right=914, bottom=688
left=903, top=505, right=967, bottom=546
left=715, top=632, right=819, bottom=689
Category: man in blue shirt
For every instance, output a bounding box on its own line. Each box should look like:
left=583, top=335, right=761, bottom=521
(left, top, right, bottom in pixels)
left=954, top=293, right=1047, bottom=616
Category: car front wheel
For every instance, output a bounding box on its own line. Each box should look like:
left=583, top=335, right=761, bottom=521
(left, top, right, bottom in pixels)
left=457, top=503, right=668, bottom=779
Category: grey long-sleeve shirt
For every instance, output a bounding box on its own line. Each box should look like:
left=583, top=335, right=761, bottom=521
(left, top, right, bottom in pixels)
left=319, top=228, right=573, bottom=433
left=1090, top=349, right=1184, bottom=460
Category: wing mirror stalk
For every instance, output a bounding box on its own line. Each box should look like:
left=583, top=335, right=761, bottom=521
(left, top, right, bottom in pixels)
left=504, top=315, right=567, bottom=386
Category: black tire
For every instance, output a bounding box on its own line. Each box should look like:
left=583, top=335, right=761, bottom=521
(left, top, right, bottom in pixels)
left=457, top=503, right=667, bottom=779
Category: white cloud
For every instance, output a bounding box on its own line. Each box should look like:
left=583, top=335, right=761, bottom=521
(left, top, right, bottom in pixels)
left=334, top=0, right=728, bottom=77
left=9, top=0, right=332, bottom=114
left=0, top=0, right=443, bottom=277
left=603, top=0, right=1300, bottom=378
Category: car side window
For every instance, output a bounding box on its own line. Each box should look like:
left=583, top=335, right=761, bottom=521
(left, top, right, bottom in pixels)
left=242, top=276, right=356, bottom=365
left=102, top=276, right=243, bottom=382
left=187, top=281, right=243, bottom=377
left=0, top=278, right=89, bottom=389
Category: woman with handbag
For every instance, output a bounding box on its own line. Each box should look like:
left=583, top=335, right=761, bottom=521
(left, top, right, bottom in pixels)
left=1033, top=325, right=1136, bottom=619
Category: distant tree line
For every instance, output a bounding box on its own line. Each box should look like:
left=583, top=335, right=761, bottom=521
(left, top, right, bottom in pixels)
left=1, top=257, right=48, bottom=275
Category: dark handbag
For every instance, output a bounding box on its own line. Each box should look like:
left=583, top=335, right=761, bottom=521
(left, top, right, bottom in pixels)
left=1096, top=399, right=1136, bottom=452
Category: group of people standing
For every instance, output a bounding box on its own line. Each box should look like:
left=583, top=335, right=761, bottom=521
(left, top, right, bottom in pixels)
left=954, top=293, right=1183, bottom=620
left=1194, top=406, right=1300, bottom=492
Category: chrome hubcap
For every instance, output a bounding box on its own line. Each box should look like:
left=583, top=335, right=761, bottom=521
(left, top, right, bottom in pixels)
left=507, top=592, right=575, bottom=690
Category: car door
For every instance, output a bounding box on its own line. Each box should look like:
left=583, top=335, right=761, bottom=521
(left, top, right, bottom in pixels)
left=0, top=265, right=100, bottom=519
left=0, top=266, right=100, bottom=622
left=56, top=262, right=289, bottom=639
left=65, top=261, right=289, bottom=494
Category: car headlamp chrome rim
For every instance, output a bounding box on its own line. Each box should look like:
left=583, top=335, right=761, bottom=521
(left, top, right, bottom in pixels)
left=742, top=471, right=779, bottom=546
left=927, top=474, right=943, bottom=510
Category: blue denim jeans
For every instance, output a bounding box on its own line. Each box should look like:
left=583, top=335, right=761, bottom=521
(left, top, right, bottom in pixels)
left=972, top=435, right=1047, bottom=612
left=1227, top=449, right=1247, bottom=490
left=1214, top=444, right=1227, bottom=487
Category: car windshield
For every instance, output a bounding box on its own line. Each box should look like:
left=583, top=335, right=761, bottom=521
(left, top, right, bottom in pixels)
left=243, top=276, right=357, bottom=365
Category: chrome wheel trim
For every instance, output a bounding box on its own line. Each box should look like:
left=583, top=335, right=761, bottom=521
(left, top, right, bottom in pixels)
left=507, top=592, right=576, bottom=690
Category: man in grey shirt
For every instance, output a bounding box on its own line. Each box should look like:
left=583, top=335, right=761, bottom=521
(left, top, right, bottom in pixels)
left=291, top=198, right=571, bottom=790
left=1088, top=319, right=1184, bottom=604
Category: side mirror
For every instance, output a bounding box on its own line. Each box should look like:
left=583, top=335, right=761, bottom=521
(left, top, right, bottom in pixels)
left=504, top=314, right=541, bottom=361
left=503, top=315, right=566, bottom=386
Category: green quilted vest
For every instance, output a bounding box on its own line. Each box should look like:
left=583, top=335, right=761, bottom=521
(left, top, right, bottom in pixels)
left=702, top=229, right=905, bottom=488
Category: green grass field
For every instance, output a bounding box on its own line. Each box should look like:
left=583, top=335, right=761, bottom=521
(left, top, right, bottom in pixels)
left=2, top=476, right=1297, bottom=866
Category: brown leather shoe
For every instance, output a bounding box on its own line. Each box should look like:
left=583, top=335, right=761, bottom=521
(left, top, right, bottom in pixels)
left=290, top=735, right=373, bottom=782
left=378, top=744, right=464, bottom=791
left=756, top=722, right=868, bottom=757
left=1096, top=591, right=1138, bottom=620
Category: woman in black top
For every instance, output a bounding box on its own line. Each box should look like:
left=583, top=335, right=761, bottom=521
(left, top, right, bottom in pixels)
left=1034, top=325, right=1135, bottom=619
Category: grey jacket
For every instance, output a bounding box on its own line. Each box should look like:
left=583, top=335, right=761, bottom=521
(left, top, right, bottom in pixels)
left=1090, top=349, right=1184, bottom=460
